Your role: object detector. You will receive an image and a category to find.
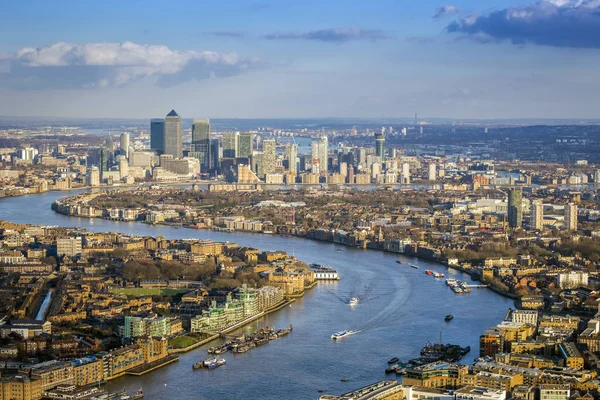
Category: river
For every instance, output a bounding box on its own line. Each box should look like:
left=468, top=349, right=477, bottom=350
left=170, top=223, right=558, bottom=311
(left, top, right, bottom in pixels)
left=0, top=191, right=513, bottom=399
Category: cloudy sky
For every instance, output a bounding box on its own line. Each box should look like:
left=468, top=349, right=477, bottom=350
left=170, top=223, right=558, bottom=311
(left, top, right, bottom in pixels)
left=1, top=0, right=599, bottom=119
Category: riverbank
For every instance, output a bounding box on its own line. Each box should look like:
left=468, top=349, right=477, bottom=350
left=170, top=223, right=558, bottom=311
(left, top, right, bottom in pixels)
left=52, top=200, right=519, bottom=301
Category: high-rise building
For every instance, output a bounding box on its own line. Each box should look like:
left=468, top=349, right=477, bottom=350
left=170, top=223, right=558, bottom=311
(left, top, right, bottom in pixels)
left=428, top=163, right=436, bottom=181
left=119, top=158, right=128, bottom=179
left=210, top=138, right=220, bottom=173
left=402, top=163, right=410, bottom=184
left=87, top=166, right=100, bottom=187
left=191, top=119, right=210, bottom=171
left=150, top=119, right=165, bottom=154
left=347, top=165, right=355, bottom=184
left=507, top=188, right=523, bottom=228
left=163, top=110, right=182, bottom=159
left=100, top=148, right=110, bottom=172
left=375, top=132, right=385, bottom=161
left=223, top=132, right=239, bottom=158
left=565, top=203, right=578, bottom=231
left=287, top=143, right=298, bottom=174
left=262, top=139, right=276, bottom=176
left=311, top=141, right=320, bottom=173
left=120, top=132, right=130, bottom=159
left=531, top=200, right=544, bottom=230
left=319, top=136, right=329, bottom=172
left=238, top=133, right=253, bottom=159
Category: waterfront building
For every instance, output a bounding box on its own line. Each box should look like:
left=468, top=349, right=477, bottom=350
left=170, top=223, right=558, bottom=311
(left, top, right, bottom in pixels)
left=507, top=188, right=523, bottom=228
left=71, top=355, right=103, bottom=386
left=164, top=110, right=182, bottom=159
left=565, top=203, right=578, bottom=231
left=223, top=132, right=239, bottom=158
left=122, top=315, right=170, bottom=339
left=0, top=375, right=43, bottom=400
left=375, top=132, right=385, bottom=161
left=120, top=132, right=130, bottom=159
left=510, top=310, right=538, bottom=327
left=191, top=118, right=210, bottom=171
left=531, top=200, right=543, bottom=230
left=56, top=237, right=82, bottom=257
left=238, top=133, right=253, bottom=159
left=150, top=118, right=165, bottom=154
left=319, top=380, right=403, bottom=400
left=403, top=362, right=468, bottom=389
left=26, top=361, right=75, bottom=391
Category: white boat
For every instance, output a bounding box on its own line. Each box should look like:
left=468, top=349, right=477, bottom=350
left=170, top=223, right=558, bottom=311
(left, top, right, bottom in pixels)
left=331, top=330, right=357, bottom=340
left=349, top=297, right=359, bottom=306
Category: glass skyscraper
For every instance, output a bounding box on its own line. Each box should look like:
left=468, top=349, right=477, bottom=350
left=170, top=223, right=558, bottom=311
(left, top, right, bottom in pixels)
left=150, top=118, right=165, bottom=155
left=238, top=133, right=253, bottom=159
left=192, top=119, right=211, bottom=172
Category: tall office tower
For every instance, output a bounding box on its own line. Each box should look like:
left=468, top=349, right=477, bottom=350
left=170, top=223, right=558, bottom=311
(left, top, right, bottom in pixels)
left=262, top=139, right=276, bottom=175
left=288, top=143, right=298, bottom=174
left=428, top=163, right=437, bottom=181
left=120, top=132, right=130, bottom=159
left=564, top=203, right=578, bottom=231
left=402, top=163, right=410, bottom=184
left=164, top=110, right=182, bottom=159
left=88, top=166, right=100, bottom=187
left=238, top=133, right=253, bottom=159
left=150, top=119, right=165, bottom=154
left=100, top=148, right=110, bottom=172
left=192, top=118, right=210, bottom=171
left=319, top=136, right=329, bottom=172
left=375, top=132, right=385, bottom=161
left=531, top=200, right=544, bottom=230
left=347, top=165, right=355, bottom=184
left=222, top=132, right=239, bottom=158
left=507, top=188, right=523, bottom=228
left=210, top=138, right=220, bottom=173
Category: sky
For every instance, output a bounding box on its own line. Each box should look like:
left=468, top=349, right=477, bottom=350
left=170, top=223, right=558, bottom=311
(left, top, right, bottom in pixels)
left=1, top=0, right=600, bottom=120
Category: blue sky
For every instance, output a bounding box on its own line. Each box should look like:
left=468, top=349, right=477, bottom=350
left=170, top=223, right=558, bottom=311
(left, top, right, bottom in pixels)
left=1, top=0, right=599, bottom=120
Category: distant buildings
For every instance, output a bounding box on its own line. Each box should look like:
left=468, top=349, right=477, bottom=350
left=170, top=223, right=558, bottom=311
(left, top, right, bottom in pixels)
left=508, top=188, right=523, bottom=228
left=428, top=163, right=437, bottom=181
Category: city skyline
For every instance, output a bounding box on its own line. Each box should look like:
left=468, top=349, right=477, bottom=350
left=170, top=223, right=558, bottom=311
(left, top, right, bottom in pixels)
left=2, top=0, right=600, bottom=119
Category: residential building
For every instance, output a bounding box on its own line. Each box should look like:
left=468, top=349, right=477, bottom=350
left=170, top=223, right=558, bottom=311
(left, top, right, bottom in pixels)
left=539, top=384, right=570, bottom=400
left=531, top=200, right=543, bottom=230
left=56, top=237, right=82, bottom=257
left=565, top=203, right=578, bottom=231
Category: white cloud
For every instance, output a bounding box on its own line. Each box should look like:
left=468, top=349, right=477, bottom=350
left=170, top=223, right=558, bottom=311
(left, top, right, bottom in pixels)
left=3, top=41, right=259, bottom=89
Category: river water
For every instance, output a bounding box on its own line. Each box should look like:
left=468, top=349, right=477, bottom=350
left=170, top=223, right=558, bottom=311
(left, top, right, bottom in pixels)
left=0, top=191, right=512, bottom=399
